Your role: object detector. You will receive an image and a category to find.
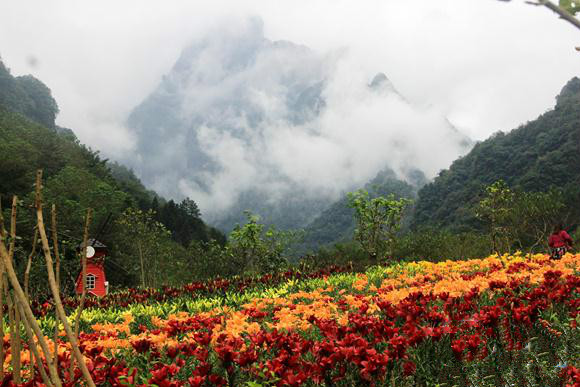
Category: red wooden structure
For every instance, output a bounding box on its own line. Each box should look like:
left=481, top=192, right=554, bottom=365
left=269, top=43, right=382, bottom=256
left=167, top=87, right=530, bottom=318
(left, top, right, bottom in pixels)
left=75, top=239, right=108, bottom=297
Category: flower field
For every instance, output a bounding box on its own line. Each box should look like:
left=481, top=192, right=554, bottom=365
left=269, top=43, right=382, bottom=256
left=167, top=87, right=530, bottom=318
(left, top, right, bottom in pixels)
left=5, top=254, right=580, bottom=387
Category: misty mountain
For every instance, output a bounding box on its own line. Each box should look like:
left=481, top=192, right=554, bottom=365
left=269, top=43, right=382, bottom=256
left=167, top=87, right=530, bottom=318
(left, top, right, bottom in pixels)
left=127, top=18, right=472, bottom=232
left=412, top=77, right=580, bottom=231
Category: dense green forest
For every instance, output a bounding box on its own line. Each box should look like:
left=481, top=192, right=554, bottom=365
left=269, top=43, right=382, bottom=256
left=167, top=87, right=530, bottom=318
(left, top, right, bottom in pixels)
left=412, top=77, right=580, bottom=231
left=0, top=58, right=225, bottom=295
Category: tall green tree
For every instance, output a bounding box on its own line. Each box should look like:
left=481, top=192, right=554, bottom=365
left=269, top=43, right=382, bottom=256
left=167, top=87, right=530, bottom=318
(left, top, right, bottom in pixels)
left=474, top=180, right=514, bottom=255
left=475, top=181, right=568, bottom=254
left=347, top=190, right=412, bottom=263
left=229, top=211, right=300, bottom=274
left=115, top=208, right=172, bottom=288
left=510, top=189, right=566, bottom=252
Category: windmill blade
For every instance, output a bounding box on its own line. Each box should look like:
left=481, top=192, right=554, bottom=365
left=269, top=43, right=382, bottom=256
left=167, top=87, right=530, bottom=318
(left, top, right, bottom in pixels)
left=91, top=212, right=113, bottom=246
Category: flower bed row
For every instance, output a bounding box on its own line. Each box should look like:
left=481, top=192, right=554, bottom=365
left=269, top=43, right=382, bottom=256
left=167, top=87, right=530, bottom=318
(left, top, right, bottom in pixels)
left=4, top=254, right=580, bottom=386
left=32, top=265, right=354, bottom=317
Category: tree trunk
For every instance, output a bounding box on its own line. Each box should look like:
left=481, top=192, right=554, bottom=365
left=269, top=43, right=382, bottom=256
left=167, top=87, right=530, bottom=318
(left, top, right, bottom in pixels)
left=24, top=229, right=38, bottom=300
left=138, top=241, right=145, bottom=288
left=51, top=206, right=60, bottom=373
left=8, top=197, right=21, bottom=384
left=70, top=208, right=91, bottom=382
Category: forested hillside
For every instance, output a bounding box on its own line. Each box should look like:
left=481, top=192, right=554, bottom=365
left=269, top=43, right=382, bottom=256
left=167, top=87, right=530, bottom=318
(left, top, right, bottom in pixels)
left=412, top=77, right=580, bottom=231
left=0, top=58, right=224, bottom=292
left=0, top=60, right=58, bottom=128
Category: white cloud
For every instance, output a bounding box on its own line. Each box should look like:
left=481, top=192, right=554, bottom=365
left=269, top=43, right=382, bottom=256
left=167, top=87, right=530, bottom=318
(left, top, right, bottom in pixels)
left=0, top=0, right=578, bottom=220
left=133, top=23, right=471, bottom=217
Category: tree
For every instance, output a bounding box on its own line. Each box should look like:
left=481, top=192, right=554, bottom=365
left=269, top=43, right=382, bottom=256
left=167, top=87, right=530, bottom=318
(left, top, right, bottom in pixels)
left=179, top=197, right=201, bottom=218
left=188, top=241, right=239, bottom=280
left=115, top=208, right=171, bottom=288
left=476, top=181, right=568, bottom=255
left=499, top=0, right=580, bottom=34
left=475, top=180, right=515, bottom=254
left=509, top=189, right=566, bottom=253
left=229, top=211, right=299, bottom=274
left=346, top=190, right=412, bottom=263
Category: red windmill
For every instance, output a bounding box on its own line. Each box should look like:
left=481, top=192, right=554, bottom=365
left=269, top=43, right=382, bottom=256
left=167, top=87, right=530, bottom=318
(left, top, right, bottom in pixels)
left=75, top=239, right=109, bottom=297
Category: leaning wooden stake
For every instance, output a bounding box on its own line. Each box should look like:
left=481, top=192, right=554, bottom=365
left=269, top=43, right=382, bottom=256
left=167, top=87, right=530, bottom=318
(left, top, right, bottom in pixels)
left=74, top=207, right=91, bottom=339
left=23, top=227, right=39, bottom=382
left=0, top=207, right=62, bottom=386
left=0, top=263, right=4, bottom=381
left=70, top=207, right=92, bottom=382
left=0, top=245, right=62, bottom=387
left=51, top=205, right=61, bottom=373
left=17, top=301, right=53, bottom=387
left=7, top=288, right=53, bottom=386
left=0, top=197, right=6, bottom=380
left=34, top=170, right=96, bottom=387
left=24, top=228, right=38, bottom=300
left=6, top=287, right=20, bottom=384
left=8, top=197, right=22, bottom=384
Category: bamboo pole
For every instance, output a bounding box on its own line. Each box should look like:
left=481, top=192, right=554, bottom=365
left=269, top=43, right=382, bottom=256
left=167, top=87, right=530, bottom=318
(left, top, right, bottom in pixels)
left=13, top=298, right=22, bottom=384
left=6, top=290, right=51, bottom=386
left=138, top=241, right=145, bottom=288
left=24, top=229, right=38, bottom=300
left=8, top=197, right=16, bottom=260
left=23, top=228, right=38, bottom=382
left=17, top=301, right=53, bottom=387
left=0, top=194, right=62, bottom=386
left=51, top=206, right=60, bottom=288
left=34, top=170, right=96, bottom=387
left=8, top=197, right=21, bottom=384
left=0, top=241, right=61, bottom=387
left=70, top=207, right=91, bottom=382
left=0, top=263, right=4, bottom=381
left=51, top=206, right=60, bottom=374
left=0, top=197, right=4, bottom=232
left=0, top=197, right=5, bottom=380
left=6, top=287, right=20, bottom=384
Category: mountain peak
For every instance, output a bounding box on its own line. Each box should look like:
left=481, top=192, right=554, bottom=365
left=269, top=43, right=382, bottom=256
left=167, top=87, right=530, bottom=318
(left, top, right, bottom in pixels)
left=556, top=76, right=580, bottom=107
left=368, top=72, right=397, bottom=94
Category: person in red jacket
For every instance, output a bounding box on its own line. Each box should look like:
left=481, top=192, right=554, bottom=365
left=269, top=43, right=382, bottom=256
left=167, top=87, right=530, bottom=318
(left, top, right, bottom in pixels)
left=548, top=223, right=573, bottom=259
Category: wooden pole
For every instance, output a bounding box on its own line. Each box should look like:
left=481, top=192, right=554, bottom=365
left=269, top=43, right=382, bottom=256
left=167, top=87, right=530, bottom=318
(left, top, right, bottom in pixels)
left=34, top=170, right=96, bottom=387
left=70, top=207, right=91, bottom=382
left=138, top=241, right=145, bottom=288
left=51, top=205, right=61, bottom=374
left=0, top=197, right=5, bottom=380
left=17, top=301, right=53, bottom=387
left=0, top=262, right=4, bottom=381
left=0, top=241, right=62, bottom=387
left=6, top=287, right=20, bottom=384
left=8, top=197, right=21, bottom=385
left=0, top=193, right=62, bottom=387
left=24, top=228, right=38, bottom=300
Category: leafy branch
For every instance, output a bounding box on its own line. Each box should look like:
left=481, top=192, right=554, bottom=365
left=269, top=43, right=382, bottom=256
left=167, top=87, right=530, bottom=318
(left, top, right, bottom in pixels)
left=502, top=0, right=580, bottom=36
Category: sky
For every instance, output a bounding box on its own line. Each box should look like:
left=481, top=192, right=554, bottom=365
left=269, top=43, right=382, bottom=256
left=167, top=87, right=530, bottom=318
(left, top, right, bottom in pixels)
left=0, top=0, right=579, bottom=213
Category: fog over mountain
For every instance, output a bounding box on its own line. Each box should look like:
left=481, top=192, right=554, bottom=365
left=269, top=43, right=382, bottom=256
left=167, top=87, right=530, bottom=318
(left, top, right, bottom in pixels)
left=127, top=18, right=472, bottom=230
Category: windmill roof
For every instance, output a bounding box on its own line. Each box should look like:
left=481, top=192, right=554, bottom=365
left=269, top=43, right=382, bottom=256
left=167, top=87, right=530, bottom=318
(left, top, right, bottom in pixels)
left=78, top=239, right=107, bottom=248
